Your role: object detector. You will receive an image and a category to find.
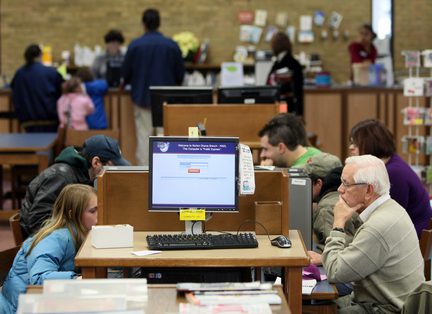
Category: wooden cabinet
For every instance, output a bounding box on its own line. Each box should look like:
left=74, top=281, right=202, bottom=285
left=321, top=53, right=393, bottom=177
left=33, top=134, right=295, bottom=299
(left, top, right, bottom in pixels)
left=304, top=87, right=407, bottom=161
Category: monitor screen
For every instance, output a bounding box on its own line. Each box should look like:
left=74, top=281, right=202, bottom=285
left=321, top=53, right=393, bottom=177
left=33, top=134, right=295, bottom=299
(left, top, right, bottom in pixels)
left=149, top=136, right=239, bottom=213
left=150, top=86, right=214, bottom=127
left=217, top=85, right=279, bottom=104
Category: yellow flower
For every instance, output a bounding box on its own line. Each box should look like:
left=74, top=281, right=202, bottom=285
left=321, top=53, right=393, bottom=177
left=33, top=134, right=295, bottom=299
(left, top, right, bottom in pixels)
left=173, top=32, right=200, bottom=58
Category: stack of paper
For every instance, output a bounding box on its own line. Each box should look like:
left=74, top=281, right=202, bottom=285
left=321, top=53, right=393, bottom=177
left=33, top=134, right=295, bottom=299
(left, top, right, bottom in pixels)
left=179, top=303, right=272, bottom=314
left=177, top=281, right=279, bottom=313
left=302, top=279, right=317, bottom=295
left=17, top=279, right=148, bottom=313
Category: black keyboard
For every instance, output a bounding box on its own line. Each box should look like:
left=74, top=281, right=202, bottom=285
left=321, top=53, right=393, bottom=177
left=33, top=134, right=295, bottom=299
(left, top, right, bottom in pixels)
left=146, top=232, right=259, bottom=250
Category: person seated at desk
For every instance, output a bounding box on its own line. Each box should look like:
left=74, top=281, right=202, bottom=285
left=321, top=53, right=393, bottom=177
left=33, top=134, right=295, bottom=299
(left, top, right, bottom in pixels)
left=299, top=153, right=363, bottom=254
left=0, top=184, right=98, bottom=314
left=309, top=155, right=424, bottom=313
left=349, top=118, right=432, bottom=238
left=20, top=135, right=130, bottom=238
left=258, top=112, right=321, bottom=167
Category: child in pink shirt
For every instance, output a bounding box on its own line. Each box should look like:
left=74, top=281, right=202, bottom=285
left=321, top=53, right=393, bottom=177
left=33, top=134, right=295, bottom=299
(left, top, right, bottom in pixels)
left=57, top=77, right=94, bottom=130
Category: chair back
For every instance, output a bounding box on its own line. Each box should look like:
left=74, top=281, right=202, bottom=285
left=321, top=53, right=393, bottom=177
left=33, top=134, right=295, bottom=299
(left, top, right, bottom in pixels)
left=0, top=245, right=20, bottom=286
left=402, top=280, right=432, bottom=314
left=9, top=212, right=24, bottom=246
left=420, top=229, right=432, bottom=281
left=65, top=129, right=120, bottom=149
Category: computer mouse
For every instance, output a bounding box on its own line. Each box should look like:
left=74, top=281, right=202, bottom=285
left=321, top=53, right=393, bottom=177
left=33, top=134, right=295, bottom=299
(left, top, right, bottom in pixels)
left=271, top=235, right=292, bottom=248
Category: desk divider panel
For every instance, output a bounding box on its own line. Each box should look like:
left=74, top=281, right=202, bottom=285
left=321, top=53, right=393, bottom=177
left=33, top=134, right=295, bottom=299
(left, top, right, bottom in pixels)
left=97, top=169, right=289, bottom=236
left=163, top=104, right=280, bottom=143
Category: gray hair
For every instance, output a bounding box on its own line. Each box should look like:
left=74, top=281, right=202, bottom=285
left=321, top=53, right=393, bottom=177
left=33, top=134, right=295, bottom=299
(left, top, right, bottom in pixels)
left=345, top=154, right=390, bottom=196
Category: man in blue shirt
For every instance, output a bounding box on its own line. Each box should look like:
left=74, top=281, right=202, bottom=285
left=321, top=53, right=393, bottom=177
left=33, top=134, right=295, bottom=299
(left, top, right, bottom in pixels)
left=123, top=8, right=185, bottom=165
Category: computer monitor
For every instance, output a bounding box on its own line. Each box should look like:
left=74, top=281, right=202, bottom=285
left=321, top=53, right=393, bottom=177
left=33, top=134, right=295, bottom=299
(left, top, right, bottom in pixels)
left=217, top=85, right=279, bottom=104
left=149, top=136, right=239, bottom=214
left=150, top=86, right=214, bottom=127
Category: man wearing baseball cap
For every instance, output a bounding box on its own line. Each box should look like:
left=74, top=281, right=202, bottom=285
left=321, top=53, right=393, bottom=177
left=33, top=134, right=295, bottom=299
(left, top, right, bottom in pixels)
left=20, top=135, right=130, bottom=238
left=301, top=153, right=363, bottom=259
left=299, top=153, right=363, bottom=254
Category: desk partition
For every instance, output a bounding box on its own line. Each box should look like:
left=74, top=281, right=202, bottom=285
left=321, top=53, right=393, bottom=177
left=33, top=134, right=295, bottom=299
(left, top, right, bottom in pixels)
left=163, top=103, right=279, bottom=144
left=97, top=168, right=289, bottom=236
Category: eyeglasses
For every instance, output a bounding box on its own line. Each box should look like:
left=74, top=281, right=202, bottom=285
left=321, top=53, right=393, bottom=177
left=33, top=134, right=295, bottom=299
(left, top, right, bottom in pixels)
left=340, top=178, right=368, bottom=188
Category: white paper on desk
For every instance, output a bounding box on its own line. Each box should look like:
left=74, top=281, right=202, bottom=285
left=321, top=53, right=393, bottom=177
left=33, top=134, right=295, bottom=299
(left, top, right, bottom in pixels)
left=131, top=250, right=161, bottom=256
left=239, top=144, right=255, bottom=195
left=302, top=279, right=317, bottom=295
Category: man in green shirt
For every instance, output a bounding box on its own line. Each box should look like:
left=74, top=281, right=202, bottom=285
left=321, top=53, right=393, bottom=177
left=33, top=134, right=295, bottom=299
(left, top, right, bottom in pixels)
left=258, top=113, right=321, bottom=167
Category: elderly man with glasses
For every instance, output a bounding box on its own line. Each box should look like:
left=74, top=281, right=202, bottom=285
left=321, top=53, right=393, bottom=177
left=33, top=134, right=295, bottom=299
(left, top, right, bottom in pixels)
left=310, top=154, right=424, bottom=313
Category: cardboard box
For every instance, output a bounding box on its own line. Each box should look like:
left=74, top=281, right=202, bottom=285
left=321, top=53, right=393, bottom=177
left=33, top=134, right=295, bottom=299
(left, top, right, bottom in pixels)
left=91, top=224, right=133, bottom=249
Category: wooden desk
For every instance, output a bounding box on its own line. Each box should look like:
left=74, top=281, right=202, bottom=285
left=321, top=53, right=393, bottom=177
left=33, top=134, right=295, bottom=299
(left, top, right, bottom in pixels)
left=27, top=284, right=291, bottom=313
left=0, top=132, right=58, bottom=208
left=75, top=231, right=309, bottom=314
left=0, top=133, right=57, bottom=171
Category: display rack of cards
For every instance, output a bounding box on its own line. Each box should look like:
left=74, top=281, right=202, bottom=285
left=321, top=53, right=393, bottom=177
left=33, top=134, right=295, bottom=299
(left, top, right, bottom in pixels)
left=401, top=50, right=432, bottom=191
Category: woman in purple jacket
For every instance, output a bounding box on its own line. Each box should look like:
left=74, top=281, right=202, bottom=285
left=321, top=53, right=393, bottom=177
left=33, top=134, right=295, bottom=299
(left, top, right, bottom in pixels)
left=349, top=119, right=432, bottom=237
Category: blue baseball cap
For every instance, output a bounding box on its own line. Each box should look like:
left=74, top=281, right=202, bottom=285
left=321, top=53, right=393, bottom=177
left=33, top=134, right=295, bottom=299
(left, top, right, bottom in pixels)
left=82, top=135, right=130, bottom=166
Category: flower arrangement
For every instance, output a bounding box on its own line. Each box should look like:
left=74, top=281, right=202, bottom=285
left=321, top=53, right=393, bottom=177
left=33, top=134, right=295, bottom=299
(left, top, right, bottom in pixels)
left=173, top=32, right=200, bottom=62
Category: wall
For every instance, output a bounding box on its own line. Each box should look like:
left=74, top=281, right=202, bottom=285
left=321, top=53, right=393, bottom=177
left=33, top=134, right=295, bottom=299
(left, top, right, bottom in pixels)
left=0, top=0, right=430, bottom=84
left=393, top=1, right=432, bottom=79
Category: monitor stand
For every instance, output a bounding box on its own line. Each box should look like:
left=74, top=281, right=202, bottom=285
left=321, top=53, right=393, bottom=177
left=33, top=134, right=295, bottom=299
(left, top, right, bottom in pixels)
left=184, top=212, right=213, bottom=234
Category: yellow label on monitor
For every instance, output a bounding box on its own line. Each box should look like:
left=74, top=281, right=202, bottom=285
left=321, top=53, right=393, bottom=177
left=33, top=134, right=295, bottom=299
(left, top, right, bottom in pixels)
left=188, top=127, right=199, bottom=137
left=179, top=209, right=206, bottom=221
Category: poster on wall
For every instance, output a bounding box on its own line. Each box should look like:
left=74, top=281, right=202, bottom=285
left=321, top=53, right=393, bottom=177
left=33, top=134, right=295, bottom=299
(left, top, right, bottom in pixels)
left=329, top=11, right=343, bottom=29
left=254, top=9, right=267, bottom=26
left=298, top=15, right=314, bottom=43
left=285, top=26, right=296, bottom=43
left=239, top=25, right=262, bottom=44
left=238, top=11, right=254, bottom=24
left=313, top=11, right=325, bottom=26
left=275, top=12, right=288, bottom=27
left=265, top=26, right=278, bottom=42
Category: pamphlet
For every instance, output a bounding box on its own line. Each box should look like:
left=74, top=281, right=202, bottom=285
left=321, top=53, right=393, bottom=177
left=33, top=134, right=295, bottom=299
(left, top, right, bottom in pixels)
left=220, top=62, right=244, bottom=86
left=302, top=279, right=317, bottom=295
left=239, top=144, right=255, bottom=195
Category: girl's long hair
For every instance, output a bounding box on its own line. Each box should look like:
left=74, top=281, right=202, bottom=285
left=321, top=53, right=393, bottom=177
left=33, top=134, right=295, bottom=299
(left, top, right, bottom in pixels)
left=26, top=184, right=96, bottom=256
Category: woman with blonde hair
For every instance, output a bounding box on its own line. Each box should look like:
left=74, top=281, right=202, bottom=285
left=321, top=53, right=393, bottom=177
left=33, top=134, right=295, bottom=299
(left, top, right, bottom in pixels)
left=0, top=184, right=97, bottom=314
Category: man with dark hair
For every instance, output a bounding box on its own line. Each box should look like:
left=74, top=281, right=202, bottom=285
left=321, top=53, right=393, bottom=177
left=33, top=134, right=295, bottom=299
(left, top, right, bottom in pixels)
left=20, top=135, right=130, bottom=238
left=123, top=8, right=185, bottom=165
left=258, top=113, right=321, bottom=167
left=11, top=44, right=63, bottom=132
left=92, top=29, right=125, bottom=87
